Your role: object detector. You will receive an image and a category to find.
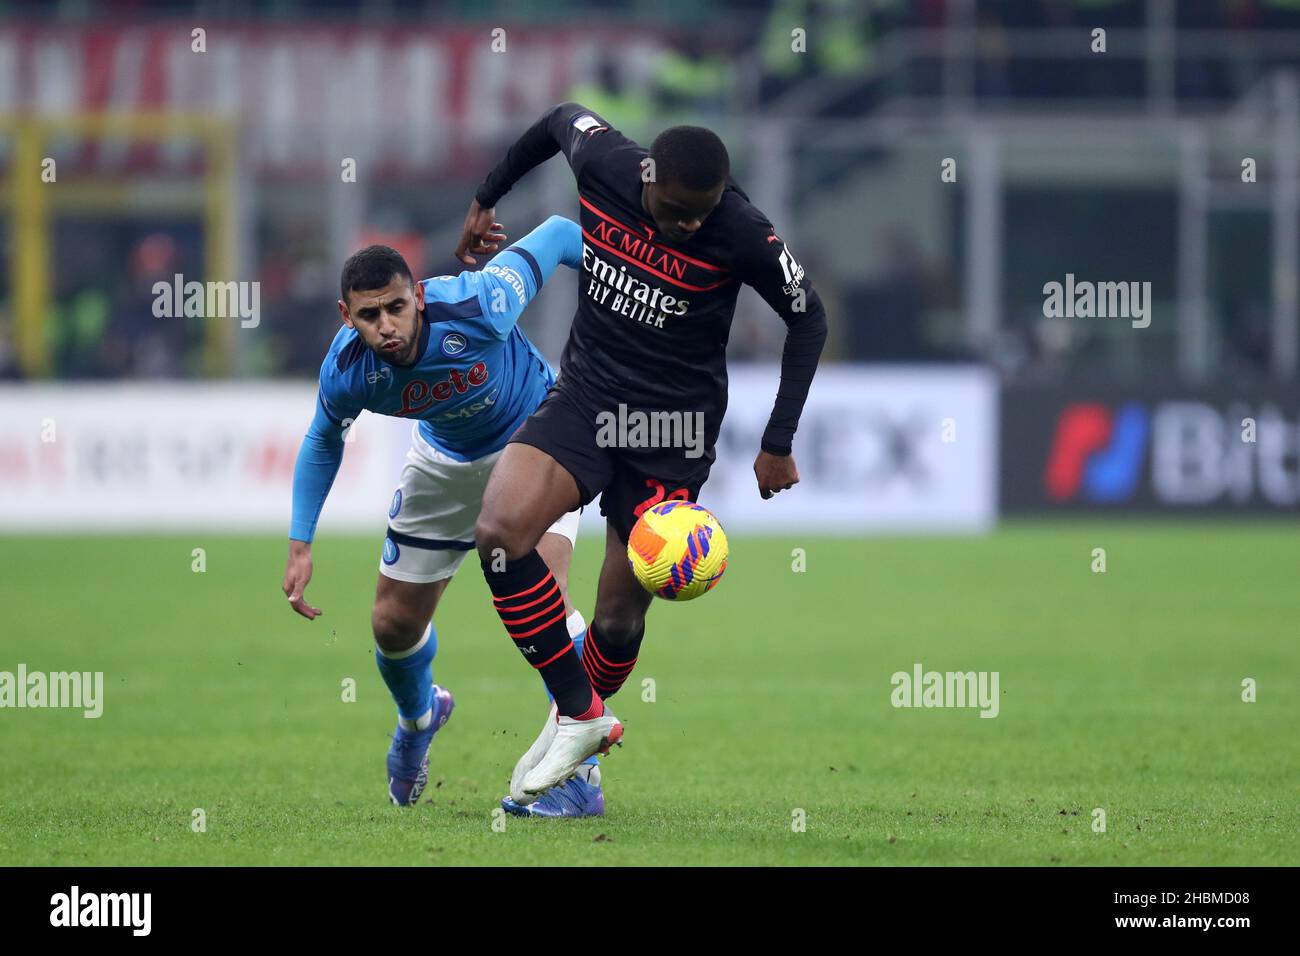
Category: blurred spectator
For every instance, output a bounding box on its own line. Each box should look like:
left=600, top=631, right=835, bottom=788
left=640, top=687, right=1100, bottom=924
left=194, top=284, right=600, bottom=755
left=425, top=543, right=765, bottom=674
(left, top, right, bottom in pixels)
left=842, top=228, right=964, bottom=362
left=0, top=308, right=17, bottom=381
left=566, top=52, right=655, bottom=142
left=104, top=232, right=193, bottom=378
left=653, top=34, right=735, bottom=121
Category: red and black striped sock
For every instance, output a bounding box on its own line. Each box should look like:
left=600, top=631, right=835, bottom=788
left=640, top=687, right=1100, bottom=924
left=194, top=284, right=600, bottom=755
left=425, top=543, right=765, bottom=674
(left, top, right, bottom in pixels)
left=582, top=622, right=644, bottom=699
left=483, top=548, right=601, bottom=719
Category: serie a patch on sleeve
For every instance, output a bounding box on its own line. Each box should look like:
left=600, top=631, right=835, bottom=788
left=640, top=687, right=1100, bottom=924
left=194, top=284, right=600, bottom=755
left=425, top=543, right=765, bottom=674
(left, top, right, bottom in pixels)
left=572, top=114, right=607, bottom=134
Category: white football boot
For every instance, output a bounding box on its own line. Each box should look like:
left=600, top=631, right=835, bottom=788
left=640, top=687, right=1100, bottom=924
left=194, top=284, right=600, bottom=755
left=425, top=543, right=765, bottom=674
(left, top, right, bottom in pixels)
left=519, top=705, right=623, bottom=800
left=509, top=701, right=559, bottom=806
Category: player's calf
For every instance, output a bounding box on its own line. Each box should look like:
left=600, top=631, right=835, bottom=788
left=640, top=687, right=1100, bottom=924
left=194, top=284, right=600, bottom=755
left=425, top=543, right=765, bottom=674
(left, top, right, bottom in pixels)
left=374, top=618, right=455, bottom=806
left=369, top=579, right=454, bottom=804
left=585, top=536, right=653, bottom=699
left=476, top=443, right=600, bottom=719
left=480, top=547, right=601, bottom=719
left=584, top=613, right=645, bottom=700
left=372, top=615, right=439, bottom=730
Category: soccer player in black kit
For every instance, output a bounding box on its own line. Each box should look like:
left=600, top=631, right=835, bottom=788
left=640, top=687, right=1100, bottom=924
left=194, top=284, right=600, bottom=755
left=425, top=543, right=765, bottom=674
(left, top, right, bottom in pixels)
left=455, top=103, right=827, bottom=816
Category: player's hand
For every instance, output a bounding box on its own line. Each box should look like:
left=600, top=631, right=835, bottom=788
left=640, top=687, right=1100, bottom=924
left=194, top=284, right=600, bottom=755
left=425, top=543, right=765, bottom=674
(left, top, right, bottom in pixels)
left=454, top=199, right=507, bottom=266
left=754, top=450, right=799, bottom=500
left=282, top=540, right=322, bottom=620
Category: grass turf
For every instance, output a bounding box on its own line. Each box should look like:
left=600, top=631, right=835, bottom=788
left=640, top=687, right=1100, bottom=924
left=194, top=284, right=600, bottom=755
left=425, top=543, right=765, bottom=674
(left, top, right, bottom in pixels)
left=0, top=523, right=1296, bottom=866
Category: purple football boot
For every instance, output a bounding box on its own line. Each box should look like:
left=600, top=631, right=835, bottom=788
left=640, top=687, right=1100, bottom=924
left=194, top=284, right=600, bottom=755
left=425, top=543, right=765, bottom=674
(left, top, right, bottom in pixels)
left=386, top=685, right=455, bottom=806
left=501, top=766, right=604, bottom=818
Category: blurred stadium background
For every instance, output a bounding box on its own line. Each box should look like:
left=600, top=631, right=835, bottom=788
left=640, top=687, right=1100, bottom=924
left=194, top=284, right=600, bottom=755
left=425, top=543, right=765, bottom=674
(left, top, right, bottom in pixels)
left=1, top=0, right=1298, bottom=532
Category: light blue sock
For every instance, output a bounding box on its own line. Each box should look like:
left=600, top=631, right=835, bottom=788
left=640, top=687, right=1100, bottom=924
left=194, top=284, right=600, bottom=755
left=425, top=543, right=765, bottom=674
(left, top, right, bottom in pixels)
left=551, top=611, right=599, bottom=769
left=375, top=622, right=437, bottom=726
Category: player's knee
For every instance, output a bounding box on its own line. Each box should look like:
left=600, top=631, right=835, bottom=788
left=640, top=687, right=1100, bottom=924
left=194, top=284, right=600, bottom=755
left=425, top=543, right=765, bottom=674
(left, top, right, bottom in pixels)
left=592, top=605, right=646, bottom=648
left=474, top=509, right=532, bottom=564
left=370, top=603, right=427, bottom=656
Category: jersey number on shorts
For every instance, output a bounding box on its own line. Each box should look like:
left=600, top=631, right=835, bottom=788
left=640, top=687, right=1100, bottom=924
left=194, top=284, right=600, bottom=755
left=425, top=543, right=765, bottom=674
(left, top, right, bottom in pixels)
left=633, top=479, right=691, bottom=519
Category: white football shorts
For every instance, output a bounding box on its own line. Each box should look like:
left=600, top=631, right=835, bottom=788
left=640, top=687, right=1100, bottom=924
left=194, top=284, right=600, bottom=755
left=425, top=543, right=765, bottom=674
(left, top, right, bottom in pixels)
left=380, top=423, right=581, bottom=583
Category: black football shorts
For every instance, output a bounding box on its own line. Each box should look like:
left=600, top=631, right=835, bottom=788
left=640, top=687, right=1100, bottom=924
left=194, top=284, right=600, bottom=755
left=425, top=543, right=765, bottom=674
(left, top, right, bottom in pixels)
left=508, top=379, right=716, bottom=541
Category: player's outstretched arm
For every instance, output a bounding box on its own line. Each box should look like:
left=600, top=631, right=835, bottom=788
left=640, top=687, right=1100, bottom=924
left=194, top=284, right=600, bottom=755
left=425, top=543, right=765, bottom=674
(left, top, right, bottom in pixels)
left=456, top=102, right=610, bottom=264
left=283, top=395, right=352, bottom=619
left=475, top=215, right=582, bottom=338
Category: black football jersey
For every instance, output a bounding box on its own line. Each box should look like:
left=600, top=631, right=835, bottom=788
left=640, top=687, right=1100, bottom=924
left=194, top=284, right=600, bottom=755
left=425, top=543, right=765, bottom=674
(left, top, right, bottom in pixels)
left=477, top=102, right=826, bottom=455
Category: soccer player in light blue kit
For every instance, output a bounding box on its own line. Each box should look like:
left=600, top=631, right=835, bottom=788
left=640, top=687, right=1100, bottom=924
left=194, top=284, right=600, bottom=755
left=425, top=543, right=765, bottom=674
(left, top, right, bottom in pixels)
left=282, top=215, right=603, bottom=816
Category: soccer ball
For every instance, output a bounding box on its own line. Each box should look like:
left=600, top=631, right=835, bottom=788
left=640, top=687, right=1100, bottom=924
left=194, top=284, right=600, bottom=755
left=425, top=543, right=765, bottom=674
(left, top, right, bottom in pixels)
left=627, top=501, right=729, bottom=601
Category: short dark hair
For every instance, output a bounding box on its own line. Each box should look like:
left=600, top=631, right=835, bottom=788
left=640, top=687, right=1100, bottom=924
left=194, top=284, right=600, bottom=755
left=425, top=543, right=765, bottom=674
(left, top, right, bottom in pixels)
left=649, top=125, right=730, bottom=191
left=340, top=245, right=413, bottom=302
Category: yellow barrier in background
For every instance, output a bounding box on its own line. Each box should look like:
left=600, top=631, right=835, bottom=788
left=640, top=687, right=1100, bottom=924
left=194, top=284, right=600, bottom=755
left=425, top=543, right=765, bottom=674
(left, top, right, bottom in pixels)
left=0, top=113, right=238, bottom=378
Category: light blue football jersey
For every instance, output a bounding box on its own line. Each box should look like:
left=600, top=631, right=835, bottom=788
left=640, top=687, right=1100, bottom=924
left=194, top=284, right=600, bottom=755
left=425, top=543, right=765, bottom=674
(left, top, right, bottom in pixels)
left=290, top=216, right=581, bottom=542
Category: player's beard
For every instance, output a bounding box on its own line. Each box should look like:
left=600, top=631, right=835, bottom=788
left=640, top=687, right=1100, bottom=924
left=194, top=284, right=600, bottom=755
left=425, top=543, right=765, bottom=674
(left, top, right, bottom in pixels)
left=378, top=313, right=421, bottom=366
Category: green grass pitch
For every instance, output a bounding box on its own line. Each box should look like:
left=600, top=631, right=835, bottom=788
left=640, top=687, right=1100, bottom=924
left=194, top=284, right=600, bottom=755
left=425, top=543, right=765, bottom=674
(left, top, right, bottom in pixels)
left=0, top=522, right=1296, bottom=866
